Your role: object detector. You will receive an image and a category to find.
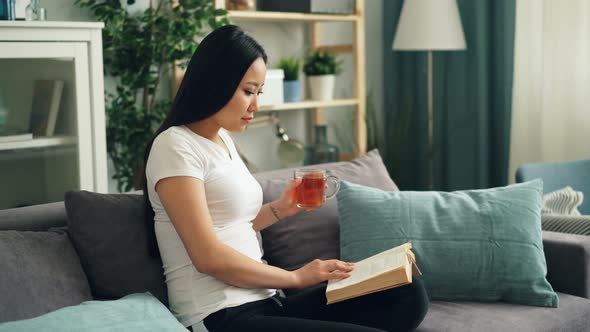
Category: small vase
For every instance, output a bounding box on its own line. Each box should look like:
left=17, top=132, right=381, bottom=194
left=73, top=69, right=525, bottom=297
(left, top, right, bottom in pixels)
left=307, top=74, right=335, bottom=101
left=25, top=0, right=45, bottom=21
left=304, top=125, right=340, bottom=165
left=283, top=80, right=301, bottom=103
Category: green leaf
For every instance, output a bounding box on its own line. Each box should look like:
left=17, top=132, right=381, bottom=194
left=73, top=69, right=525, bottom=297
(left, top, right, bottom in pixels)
left=303, top=51, right=342, bottom=76
left=208, top=17, right=217, bottom=29
left=213, top=8, right=227, bottom=16
left=77, top=0, right=227, bottom=190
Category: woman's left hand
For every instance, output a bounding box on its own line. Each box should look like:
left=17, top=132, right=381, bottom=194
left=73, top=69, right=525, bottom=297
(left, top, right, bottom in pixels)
left=271, top=177, right=303, bottom=219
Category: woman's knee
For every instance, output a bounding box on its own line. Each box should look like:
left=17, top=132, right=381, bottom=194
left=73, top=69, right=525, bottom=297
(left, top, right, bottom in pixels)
left=401, top=278, right=430, bottom=330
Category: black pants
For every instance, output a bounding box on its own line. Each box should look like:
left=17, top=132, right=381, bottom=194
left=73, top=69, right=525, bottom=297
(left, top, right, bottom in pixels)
left=203, top=278, right=429, bottom=332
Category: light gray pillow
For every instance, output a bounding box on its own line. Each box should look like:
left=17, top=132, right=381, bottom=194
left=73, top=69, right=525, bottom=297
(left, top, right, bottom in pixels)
left=0, top=229, right=92, bottom=322
left=542, top=186, right=584, bottom=216
left=254, top=149, right=398, bottom=285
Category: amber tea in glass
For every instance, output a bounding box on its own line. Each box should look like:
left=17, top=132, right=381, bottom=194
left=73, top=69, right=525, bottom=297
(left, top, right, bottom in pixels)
left=294, top=169, right=340, bottom=209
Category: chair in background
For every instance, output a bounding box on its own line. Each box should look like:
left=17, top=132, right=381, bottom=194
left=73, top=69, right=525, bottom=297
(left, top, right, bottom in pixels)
left=515, top=159, right=590, bottom=215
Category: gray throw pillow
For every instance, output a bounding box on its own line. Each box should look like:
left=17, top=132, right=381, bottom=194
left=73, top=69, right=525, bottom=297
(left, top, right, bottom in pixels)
left=0, top=229, right=92, bottom=322
left=64, top=192, right=168, bottom=305
left=254, top=149, right=398, bottom=282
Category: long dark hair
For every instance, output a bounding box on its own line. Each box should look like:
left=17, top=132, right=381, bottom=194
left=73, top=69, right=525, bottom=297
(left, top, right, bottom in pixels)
left=142, top=25, right=267, bottom=257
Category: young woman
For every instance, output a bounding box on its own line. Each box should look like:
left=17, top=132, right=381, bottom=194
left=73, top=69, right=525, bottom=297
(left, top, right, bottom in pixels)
left=143, top=25, right=429, bottom=332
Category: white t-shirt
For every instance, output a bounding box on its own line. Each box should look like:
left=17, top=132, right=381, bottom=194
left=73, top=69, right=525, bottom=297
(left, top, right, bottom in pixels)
left=145, top=125, right=275, bottom=327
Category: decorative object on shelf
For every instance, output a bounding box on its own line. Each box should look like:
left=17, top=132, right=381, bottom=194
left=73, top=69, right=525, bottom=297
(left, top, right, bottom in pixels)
left=29, top=79, right=64, bottom=137
left=392, top=0, right=466, bottom=190
left=75, top=0, right=229, bottom=192
left=14, top=0, right=26, bottom=19
left=247, top=112, right=305, bottom=167
left=303, top=51, right=342, bottom=101
left=277, top=56, right=302, bottom=103
left=0, top=0, right=16, bottom=20
left=304, top=124, right=339, bottom=165
left=225, top=0, right=256, bottom=11
left=259, top=0, right=355, bottom=15
left=25, top=0, right=45, bottom=21
left=258, top=69, right=284, bottom=106
left=274, top=114, right=304, bottom=167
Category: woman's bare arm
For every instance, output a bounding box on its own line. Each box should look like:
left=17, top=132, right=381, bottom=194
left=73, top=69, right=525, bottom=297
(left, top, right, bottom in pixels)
left=251, top=178, right=302, bottom=232
left=156, top=176, right=352, bottom=289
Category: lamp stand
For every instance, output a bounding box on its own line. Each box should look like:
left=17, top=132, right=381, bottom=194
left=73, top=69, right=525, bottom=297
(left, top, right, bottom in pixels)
left=427, top=50, right=434, bottom=190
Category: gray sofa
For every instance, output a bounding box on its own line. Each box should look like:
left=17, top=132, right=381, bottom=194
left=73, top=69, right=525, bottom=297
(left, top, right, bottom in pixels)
left=1, top=151, right=590, bottom=332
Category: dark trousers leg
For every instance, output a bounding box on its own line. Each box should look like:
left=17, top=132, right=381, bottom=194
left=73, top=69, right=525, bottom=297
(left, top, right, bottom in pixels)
left=204, top=297, right=383, bottom=332
left=283, top=277, right=430, bottom=332
left=204, top=278, right=429, bottom=332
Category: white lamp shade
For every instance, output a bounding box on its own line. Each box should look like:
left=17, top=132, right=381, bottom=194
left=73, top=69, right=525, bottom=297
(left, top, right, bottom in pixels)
left=393, top=0, right=467, bottom=51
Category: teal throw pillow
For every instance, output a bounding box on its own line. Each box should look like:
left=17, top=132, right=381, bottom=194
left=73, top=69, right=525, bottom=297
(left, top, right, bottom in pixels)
left=336, top=180, right=558, bottom=307
left=0, top=293, right=186, bottom=332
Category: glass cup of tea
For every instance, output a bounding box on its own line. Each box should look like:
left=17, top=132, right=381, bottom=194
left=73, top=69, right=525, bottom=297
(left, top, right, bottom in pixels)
left=294, top=169, right=340, bottom=209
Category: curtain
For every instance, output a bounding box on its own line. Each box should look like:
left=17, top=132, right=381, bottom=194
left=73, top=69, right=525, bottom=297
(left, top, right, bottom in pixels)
left=509, top=0, right=590, bottom=180
left=383, top=0, right=516, bottom=190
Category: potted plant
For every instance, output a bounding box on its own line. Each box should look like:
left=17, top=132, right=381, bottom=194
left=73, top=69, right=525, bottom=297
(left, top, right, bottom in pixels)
left=277, top=56, right=302, bottom=103
left=75, top=0, right=228, bottom=192
left=303, top=50, right=343, bottom=101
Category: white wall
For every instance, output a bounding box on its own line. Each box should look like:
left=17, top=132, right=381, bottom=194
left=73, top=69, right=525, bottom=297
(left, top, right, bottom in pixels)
left=45, top=0, right=383, bottom=191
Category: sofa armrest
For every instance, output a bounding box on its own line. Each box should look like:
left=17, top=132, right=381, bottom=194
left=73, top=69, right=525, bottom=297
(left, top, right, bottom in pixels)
left=0, top=201, right=67, bottom=231
left=543, top=231, right=590, bottom=299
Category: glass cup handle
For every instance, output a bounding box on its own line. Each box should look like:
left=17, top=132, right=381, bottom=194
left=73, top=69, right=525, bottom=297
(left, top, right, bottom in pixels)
left=324, top=176, right=341, bottom=200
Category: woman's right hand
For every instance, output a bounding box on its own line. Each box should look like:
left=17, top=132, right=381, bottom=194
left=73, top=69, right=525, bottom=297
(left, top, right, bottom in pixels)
left=291, top=259, right=355, bottom=289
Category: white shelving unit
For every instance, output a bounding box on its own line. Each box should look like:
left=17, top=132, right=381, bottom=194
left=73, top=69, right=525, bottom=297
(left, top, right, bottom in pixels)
left=0, top=136, right=77, bottom=152
left=0, top=21, right=108, bottom=208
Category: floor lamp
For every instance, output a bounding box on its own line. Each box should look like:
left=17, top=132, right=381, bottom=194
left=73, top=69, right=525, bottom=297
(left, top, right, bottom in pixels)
left=392, top=0, right=466, bottom=190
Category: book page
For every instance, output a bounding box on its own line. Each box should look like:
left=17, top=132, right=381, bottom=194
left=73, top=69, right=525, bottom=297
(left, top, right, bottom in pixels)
left=327, top=243, right=410, bottom=292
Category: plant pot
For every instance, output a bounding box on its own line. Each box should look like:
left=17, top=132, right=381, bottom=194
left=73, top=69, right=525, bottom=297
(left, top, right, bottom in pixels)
left=307, top=74, right=335, bottom=101
left=283, top=80, right=302, bottom=103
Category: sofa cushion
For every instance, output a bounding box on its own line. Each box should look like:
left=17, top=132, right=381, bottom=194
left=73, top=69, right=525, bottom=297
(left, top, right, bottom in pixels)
left=0, top=229, right=92, bottom=322
left=417, top=293, right=590, bottom=332
left=254, top=149, right=398, bottom=276
left=542, top=186, right=583, bottom=215
left=337, top=180, right=558, bottom=307
left=64, top=192, right=167, bottom=305
left=0, top=293, right=186, bottom=331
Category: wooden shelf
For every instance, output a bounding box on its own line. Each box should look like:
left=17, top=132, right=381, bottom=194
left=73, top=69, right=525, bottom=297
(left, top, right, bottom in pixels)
left=258, top=99, right=358, bottom=112
left=0, top=136, right=77, bottom=152
left=227, top=10, right=358, bottom=22
left=210, top=0, right=367, bottom=155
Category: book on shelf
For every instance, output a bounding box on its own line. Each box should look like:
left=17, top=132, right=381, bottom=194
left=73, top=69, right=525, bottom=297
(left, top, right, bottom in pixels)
left=29, top=80, right=64, bottom=137
left=326, top=242, right=422, bottom=305
left=0, top=133, right=34, bottom=143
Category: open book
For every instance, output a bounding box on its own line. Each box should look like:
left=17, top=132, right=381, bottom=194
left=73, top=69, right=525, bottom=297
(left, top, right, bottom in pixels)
left=326, top=243, right=421, bottom=304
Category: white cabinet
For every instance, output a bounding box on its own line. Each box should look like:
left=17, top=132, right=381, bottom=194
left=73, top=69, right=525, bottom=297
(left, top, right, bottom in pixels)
left=0, top=21, right=108, bottom=208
